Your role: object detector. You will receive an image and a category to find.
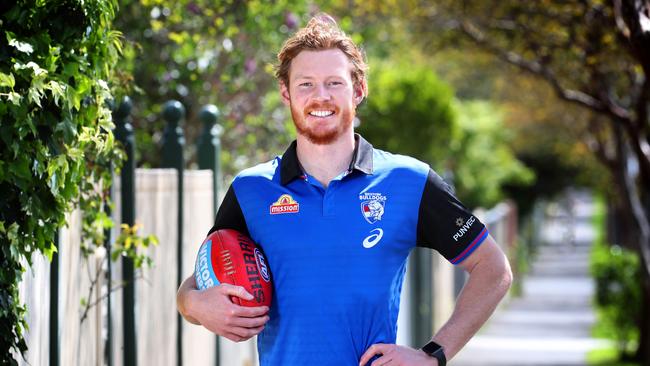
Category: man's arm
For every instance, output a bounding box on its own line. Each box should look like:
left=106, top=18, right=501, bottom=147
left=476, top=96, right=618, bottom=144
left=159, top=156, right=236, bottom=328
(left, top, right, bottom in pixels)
left=176, top=184, right=269, bottom=342
left=428, top=234, right=512, bottom=358
left=176, top=274, right=270, bottom=342
left=359, top=234, right=512, bottom=365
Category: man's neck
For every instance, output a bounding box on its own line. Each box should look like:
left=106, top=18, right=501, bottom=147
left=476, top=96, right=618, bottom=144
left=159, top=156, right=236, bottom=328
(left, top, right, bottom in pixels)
left=295, top=132, right=356, bottom=188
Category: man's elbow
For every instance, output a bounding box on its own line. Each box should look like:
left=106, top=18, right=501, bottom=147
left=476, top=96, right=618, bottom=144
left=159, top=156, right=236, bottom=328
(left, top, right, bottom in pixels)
left=498, top=257, right=514, bottom=297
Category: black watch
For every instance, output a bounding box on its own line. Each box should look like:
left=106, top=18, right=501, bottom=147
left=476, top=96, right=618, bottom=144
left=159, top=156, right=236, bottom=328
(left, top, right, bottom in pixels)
left=421, top=340, right=446, bottom=366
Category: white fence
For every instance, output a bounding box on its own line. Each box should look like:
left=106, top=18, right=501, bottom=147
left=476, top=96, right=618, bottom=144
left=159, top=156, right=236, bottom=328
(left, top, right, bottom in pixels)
left=18, top=171, right=518, bottom=366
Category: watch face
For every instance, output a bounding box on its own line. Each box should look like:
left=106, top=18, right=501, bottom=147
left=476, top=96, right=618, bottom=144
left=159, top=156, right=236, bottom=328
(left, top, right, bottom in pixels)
left=422, top=340, right=443, bottom=354
left=422, top=341, right=446, bottom=365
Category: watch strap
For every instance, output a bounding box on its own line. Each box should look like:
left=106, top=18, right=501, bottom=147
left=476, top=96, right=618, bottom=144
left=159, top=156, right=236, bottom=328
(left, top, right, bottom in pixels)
left=421, top=340, right=446, bottom=366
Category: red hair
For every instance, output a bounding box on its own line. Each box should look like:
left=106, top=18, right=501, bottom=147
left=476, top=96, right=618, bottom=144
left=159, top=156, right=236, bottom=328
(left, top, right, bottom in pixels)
left=275, top=13, right=368, bottom=97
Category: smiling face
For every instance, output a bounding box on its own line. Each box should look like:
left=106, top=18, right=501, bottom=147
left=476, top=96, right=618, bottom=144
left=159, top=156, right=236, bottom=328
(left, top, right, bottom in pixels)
left=281, top=48, right=364, bottom=145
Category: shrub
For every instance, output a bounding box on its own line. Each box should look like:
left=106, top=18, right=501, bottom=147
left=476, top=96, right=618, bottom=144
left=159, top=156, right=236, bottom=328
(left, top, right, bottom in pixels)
left=590, top=201, right=642, bottom=358
left=0, top=1, right=122, bottom=363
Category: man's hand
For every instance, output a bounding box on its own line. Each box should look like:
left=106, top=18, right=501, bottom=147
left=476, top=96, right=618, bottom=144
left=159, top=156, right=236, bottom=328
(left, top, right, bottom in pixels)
left=177, top=275, right=269, bottom=342
left=358, top=344, right=437, bottom=366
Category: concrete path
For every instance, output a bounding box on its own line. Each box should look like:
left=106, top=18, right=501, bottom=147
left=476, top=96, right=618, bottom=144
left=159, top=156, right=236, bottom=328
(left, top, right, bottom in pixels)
left=453, top=191, right=609, bottom=366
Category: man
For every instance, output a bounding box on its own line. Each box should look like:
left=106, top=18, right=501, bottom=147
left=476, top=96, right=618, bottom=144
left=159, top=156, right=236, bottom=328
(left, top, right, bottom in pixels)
left=177, top=14, right=512, bottom=366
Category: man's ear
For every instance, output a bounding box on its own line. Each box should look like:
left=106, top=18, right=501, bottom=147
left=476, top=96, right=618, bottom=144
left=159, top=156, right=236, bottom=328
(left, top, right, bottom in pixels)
left=280, top=81, right=291, bottom=106
left=353, top=80, right=367, bottom=106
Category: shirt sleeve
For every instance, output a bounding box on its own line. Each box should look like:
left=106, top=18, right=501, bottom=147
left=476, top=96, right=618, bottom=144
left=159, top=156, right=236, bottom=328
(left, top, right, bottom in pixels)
left=207, top=184, right=250, bottom=237
left=416, top=169, right=489, bottom=264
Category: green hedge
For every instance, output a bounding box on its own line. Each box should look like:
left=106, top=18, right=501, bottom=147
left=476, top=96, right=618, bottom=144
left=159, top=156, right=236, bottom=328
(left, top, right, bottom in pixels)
left=590, top=196, right=642, bottom=359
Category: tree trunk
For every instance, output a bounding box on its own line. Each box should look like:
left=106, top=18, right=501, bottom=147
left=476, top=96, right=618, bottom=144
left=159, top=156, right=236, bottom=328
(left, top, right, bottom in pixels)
left=612, top=124, right=650, bottom=365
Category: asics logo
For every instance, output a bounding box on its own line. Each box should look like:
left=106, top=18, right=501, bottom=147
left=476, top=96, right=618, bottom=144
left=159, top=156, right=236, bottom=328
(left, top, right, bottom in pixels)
left=363, top=228, right=384, bottom=248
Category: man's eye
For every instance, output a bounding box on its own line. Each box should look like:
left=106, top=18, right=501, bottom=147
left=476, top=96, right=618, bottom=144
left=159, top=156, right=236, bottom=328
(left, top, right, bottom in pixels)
left=299, top=82, right=312, bottom=87
left=329, top=81, right=342, bottom=86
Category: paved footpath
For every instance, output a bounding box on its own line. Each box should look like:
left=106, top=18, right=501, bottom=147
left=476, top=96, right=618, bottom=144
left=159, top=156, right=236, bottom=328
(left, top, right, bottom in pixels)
left=453, top=191, right=609, bottom=366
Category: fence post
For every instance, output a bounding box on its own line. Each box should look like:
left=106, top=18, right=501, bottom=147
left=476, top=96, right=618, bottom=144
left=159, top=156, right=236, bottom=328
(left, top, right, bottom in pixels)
left=196, top=104, right=222, bottom=366
left=197, top=105, right=222, bottom=211
left=49, top=233, right=59, bottom=366
left=161, top=100, right=186, bottom=366
left=409, top=248, right=432, bottom=346
left=114, top=96, right=137, bottom=366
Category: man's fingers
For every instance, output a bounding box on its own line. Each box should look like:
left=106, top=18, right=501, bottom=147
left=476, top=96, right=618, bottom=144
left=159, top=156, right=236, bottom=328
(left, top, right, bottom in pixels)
left=359, top=343, right=389, bottom=366
left=223, top=332, right=251, bottom=343
left=229, top=314, right=269, bottom=328
left=229, top=325, right=265, bottom=339
left=370, top=355, right=392, bottom=366
left=232, top=303, right=269, bottom=317
left=220, top=283, right=254, bottom=300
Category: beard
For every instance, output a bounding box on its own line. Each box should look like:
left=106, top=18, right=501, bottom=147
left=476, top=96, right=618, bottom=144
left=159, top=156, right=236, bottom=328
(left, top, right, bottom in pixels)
left=290, top=100, right=355, bottom=145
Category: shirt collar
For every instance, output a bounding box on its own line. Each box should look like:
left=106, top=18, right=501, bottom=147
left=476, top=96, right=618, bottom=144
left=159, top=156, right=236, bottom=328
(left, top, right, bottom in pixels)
left=280, top=133, right=374, bottom=185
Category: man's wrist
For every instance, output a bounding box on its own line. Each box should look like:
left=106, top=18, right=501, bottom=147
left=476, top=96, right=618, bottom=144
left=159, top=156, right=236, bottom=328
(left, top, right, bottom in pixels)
left=418, top=350, right=439, bottom=366
left=178, top=283, right=201, bottom=324
left=420, top=340, right=446, bottom=366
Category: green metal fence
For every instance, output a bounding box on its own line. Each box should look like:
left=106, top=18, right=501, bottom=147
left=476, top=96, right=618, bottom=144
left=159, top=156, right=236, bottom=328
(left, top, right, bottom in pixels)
left=47, top=98, right=223, bottom=366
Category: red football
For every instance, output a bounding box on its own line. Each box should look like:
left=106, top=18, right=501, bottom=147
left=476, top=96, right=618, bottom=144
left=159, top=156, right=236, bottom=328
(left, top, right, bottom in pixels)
left=194, top=229, right=272, bottom=307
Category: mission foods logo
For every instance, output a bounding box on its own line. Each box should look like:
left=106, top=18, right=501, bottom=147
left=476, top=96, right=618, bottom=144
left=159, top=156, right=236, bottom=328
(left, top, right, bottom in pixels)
left=270, top=194, right=299, bottom=215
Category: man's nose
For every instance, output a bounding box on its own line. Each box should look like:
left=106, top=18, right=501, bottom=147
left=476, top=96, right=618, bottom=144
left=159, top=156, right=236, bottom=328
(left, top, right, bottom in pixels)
left=312, top=84, right=331, bottom=101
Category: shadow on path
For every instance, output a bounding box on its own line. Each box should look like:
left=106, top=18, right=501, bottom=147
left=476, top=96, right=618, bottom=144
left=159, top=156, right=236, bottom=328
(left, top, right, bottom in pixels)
left=453, top=190, right=609, bottom=366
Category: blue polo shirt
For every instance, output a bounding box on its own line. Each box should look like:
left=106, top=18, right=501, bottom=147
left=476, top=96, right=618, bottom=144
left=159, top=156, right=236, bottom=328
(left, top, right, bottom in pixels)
left=209, top=134, right=488, bottom=365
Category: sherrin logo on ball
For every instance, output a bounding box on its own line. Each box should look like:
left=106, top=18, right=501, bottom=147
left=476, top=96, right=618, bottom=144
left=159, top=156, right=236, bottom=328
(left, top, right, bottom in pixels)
left=193, top=229, right=273, bottom=307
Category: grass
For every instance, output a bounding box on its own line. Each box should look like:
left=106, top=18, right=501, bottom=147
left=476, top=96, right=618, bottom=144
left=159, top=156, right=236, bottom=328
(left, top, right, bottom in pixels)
left=587, top=346, right=640, bottom=366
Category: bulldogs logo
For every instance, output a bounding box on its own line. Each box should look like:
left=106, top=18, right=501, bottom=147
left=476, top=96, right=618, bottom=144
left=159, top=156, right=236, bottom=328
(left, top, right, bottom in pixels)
left=359, top=192, right=387, bottom=224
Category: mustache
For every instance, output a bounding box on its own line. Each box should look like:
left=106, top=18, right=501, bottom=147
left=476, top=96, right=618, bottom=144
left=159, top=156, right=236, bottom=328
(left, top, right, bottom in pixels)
left=304, top=102, right=339, bottom=113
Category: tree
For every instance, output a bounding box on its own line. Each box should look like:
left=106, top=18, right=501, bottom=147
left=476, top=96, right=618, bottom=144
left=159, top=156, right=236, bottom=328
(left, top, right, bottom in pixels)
left=114, top=0, right=312, bottom=176
left=357, top=60, right=532, bottom=209
left=452, top=100, right=534, bottom=209
left=0, top=0, right=123, bottom=363
left=404, top=0, right=650, bottom=363
left=357, top=60, right=458, bottom=171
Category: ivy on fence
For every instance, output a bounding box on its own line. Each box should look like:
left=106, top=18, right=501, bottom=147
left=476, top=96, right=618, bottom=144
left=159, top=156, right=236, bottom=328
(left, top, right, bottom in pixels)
left=0, top=1, right=135, bottom=363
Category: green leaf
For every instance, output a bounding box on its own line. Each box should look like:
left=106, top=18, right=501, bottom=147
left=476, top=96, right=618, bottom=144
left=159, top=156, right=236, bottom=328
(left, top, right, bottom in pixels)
left=8, top=38, right=34, bottom=54
left=10, top=157, right=31, bottom=180
left=147, top=235, right=159, bottom=246
left=47, top=155, right=69, bottom=195
left=0, top=72, right=15, bottom=88
left=66, top=147, right=83, bottom=161
left=47, top=81, right=66, bottom=106
left=28, top=87, right=43, bottom=108
left=14, top=61, right=47, bottom=77
left=111, top=251, right=120, bottom=262
left=42, top=244, right=57, bottom=261
left=55, top=118, right=78, bottom=143
left=6, top=223, right=20, bottom=248
left=65, top=84, right=82, bottom=111
left=7, top=92, right=21, bottom=105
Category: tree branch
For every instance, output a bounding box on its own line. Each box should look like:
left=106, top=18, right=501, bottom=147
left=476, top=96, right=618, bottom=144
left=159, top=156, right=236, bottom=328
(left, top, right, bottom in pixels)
left=79, top=256, right=149, bottom=324
left=637, top=70, right=650, bottom=134
left=586, top=116, right=618, bottom=170
left=614, top=123, right=650, bottom=277
left=458, top=20, right=633, bottom=123
left=613, top=0, right=632, bottom=38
